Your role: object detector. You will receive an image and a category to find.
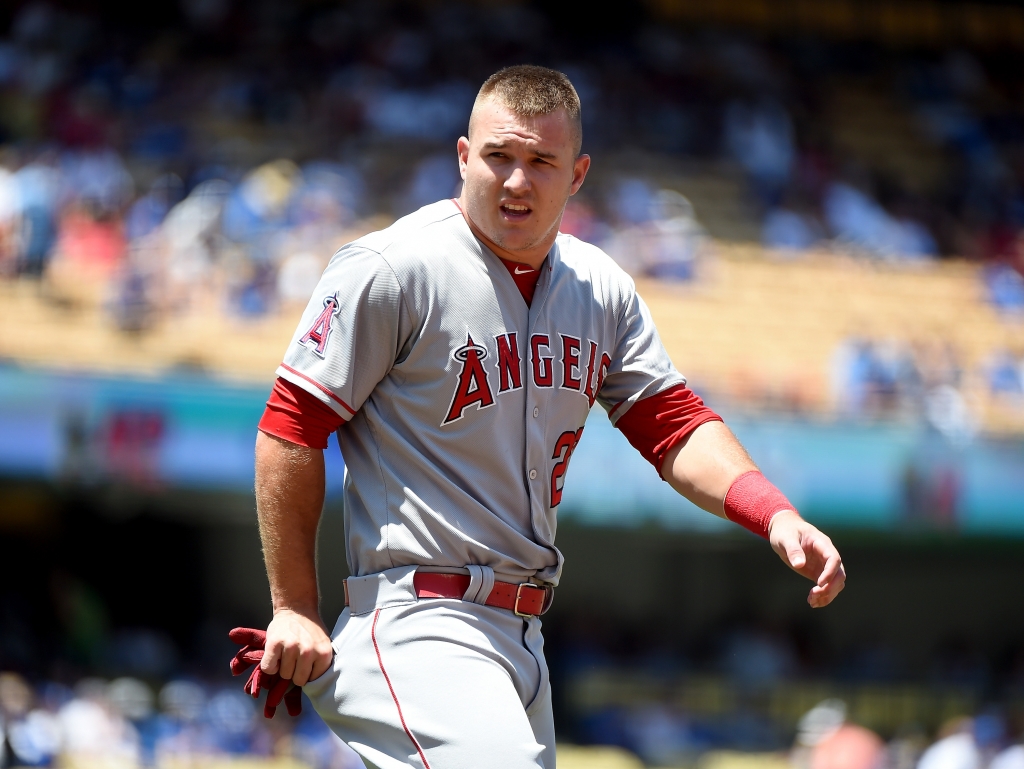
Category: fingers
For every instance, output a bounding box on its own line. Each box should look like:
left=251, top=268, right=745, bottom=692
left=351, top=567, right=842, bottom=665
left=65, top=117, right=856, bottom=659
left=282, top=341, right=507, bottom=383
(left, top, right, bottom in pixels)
left=289, top=639, right=334, bottom=686
left=776, top=532, right=807, bottom=570
left=805, top=535, right=846, bottom=608
left=308, top=648, right=335, bottom=684
left=815, top=548, right=842, bottom=588
left=260, top=636, right=283, bottom=675
left=808, top=566, right=846, bottom=608
left=260, top=611, right=333, bottom=686
left=277, top=641, right=298, bottom=681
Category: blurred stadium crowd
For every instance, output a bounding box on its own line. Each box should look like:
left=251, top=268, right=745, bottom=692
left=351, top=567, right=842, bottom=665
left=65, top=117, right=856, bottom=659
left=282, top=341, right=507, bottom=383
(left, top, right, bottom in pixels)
left=549, top=615, right=1024, bottom=767
left=2, top=634, right=1024, bottom=768
left=0, top=669, right=362, bottom=768
left=1, top=0, right=1023, bottom=420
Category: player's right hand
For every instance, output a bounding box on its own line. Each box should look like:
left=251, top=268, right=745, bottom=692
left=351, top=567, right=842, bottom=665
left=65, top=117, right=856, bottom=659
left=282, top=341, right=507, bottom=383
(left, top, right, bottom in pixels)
left=261, top=608, right=334, bottom=686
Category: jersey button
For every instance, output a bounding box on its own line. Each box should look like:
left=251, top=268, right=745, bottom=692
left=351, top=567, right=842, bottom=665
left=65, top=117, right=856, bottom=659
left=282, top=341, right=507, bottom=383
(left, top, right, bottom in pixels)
left=529, top=469, right=537, bottom=480
left=533, top=407, right=539, bottom=418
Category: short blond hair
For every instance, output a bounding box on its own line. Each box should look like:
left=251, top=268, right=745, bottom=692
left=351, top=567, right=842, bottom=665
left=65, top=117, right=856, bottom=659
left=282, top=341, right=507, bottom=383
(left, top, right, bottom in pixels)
left=472, top=65, right=583, bottom=156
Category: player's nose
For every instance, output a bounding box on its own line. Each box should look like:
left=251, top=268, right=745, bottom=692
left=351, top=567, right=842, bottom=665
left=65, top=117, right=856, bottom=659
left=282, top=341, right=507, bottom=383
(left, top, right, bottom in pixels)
left=503, top=166, right=531, bottom=194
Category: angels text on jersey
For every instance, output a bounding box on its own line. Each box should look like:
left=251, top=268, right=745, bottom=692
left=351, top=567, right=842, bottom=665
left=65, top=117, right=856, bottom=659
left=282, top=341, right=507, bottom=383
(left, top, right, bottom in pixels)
left=444, top=331, right=611, bottom=426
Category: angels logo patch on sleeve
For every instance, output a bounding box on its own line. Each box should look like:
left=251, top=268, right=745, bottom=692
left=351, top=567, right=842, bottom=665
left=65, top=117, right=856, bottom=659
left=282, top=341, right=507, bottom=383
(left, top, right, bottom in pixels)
left=299, top=294, right=340, bottom=358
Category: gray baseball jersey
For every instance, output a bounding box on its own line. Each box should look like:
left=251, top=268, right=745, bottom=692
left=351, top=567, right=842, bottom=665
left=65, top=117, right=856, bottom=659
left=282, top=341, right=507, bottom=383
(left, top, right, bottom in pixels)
left=277, top=199, right=684, bottom=586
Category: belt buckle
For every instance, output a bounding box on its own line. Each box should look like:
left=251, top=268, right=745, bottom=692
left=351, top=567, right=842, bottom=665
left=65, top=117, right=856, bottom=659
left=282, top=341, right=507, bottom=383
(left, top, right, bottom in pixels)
left=514, top=582, right=536, bottom=618
left=516, top=581, right=532, bottom=618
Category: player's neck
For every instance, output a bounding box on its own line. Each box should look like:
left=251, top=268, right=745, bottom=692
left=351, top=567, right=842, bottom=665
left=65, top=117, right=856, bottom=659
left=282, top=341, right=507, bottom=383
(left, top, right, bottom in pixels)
left=456, top=200, right=554, bottom=271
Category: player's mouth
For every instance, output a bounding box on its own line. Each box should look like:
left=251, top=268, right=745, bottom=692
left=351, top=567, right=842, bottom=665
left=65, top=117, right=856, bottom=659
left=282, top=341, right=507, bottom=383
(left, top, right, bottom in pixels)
left=499, top=202, right=532, bottom=222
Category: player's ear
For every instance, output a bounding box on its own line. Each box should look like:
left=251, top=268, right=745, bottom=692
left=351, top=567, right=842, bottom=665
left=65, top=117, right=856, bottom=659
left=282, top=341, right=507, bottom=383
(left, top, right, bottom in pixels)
left=457, top=137, right=470, bottom=178
left=569, top=154, right=591, bottom=196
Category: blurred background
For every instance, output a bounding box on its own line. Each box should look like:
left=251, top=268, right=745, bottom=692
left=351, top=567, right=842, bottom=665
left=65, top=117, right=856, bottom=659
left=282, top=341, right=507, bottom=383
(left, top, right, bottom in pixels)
left=1, top=0, right=1024, bottom=767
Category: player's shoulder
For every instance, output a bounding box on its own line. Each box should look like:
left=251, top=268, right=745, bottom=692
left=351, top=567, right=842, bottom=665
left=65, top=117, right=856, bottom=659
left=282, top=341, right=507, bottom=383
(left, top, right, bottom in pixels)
left=347, top=200, right=464, bottom=261
left=554, top=232, right=637, bottom=300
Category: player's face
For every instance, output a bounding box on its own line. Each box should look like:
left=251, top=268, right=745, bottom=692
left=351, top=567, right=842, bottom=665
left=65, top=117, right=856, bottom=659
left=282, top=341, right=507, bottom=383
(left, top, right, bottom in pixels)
left=458, top=97, right=590, bottom=267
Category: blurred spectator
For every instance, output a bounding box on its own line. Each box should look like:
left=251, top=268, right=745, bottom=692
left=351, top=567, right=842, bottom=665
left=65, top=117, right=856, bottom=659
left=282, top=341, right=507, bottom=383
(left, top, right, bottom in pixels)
left=925, top=384, right=977, bottom=444
left=831, top=337, right=918, bottom=417
left=0, top=672, right=33, bottom=721
left=290, top=161, right=363, bottom=230
left=277, top=251, right=326, bottom=307
left=58, top=679, right=141, bottom=764
left=724, top=98, right=795, bottom=207
left=222, top=160, right=301, bottom=257
left=792, top=699, right=886, bottom=769
left=14, top=150, right=60, bottom=276
left=984, top=265, right=1024, bottom=314
left=204, top=689, right=258, bottom=753
left=762, top=205, right=823, bottom=252
left=987, top=350, right=1024, bottom=397
left=916, top=715, right=1006, bottom=769
left=0, top=161, right=20, bottom=276
left=398, top=153, right=461, bottom=216
left=831, top=337, right=973, bottom=432
left=58, top=149, right=133, bottom=215
left=622, top=703, right=699, bottom=766
left=824, top=182, right=937, bottom=260
left=813, top=725, right=886, bottom=769
left=721, top=623, right=796, bottom=690
left=290, top=708, right=366, bottom=769
left=102, top=629, right=178, bottom=678
left=124, top=175, right=182, bottom=243
left=6, top=708, right=62, bottom=766
left=364, top=81, right=475, bottom=142
left=48, top=200, right=126, bottom=283
left=991, top=745, right=1024, bottom=769
left=559, top=198, right=602, bottom=244
left=160, top=178, right=230, bottom=308
left=603, top=185, right=705, bottom=280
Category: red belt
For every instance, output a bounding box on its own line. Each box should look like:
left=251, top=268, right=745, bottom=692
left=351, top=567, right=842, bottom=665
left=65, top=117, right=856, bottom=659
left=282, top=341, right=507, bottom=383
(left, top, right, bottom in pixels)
left=344, top=572, right=554, bottom=617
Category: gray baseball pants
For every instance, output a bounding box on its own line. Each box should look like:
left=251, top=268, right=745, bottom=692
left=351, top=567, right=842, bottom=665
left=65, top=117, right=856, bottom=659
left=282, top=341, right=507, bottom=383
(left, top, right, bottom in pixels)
left=302, top=565, right=556, bottom=769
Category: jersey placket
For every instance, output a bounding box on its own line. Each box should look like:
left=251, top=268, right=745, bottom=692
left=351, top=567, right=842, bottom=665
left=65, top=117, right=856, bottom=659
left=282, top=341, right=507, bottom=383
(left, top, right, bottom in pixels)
left=523, top=246, right=559, bottom=558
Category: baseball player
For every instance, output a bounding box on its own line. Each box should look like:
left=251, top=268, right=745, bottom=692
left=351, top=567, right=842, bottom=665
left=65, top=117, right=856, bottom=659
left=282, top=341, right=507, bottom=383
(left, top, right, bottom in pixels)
left=238, top=65, right=846, bottom=768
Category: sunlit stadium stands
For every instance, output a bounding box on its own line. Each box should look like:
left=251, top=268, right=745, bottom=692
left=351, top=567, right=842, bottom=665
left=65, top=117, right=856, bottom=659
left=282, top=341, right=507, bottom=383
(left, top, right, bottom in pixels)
left=4, top=243, right=1022, bottom=433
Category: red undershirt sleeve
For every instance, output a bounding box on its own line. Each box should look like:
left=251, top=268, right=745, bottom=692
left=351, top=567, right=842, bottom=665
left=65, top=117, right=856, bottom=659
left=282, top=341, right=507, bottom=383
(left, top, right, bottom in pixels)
left=614, top=383, right=724, bottom=479
left=258, top=377, right=346, bottom=450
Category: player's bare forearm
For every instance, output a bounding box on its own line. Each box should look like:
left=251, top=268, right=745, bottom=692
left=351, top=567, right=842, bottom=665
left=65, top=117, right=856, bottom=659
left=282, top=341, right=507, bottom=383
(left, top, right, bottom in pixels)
left=254, top=430, right=334, bottom=684
left=662, top=421, right=757, bottom=518
left=255, top=429, right=325, bottom=616
left=662, top=421, right=846, bottom=607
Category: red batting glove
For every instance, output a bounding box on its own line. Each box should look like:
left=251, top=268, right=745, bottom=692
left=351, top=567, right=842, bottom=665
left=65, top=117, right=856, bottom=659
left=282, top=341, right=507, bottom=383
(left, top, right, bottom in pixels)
left=228, top=627, right=303, bottom=718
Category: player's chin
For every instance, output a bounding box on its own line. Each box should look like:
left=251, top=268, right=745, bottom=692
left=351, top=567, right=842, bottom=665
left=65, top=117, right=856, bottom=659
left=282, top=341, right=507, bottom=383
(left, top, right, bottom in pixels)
left=493, top=226, right=540, bottom=250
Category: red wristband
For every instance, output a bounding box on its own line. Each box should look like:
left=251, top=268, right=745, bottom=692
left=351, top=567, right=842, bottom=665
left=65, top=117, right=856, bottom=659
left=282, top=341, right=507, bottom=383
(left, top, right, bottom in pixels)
left=724, top=470, right=796, bottom=539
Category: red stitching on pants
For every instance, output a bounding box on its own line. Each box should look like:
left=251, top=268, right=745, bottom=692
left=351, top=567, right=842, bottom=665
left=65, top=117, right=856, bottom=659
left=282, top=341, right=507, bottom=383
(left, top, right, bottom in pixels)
left=371, top=609, right=432, bottom=769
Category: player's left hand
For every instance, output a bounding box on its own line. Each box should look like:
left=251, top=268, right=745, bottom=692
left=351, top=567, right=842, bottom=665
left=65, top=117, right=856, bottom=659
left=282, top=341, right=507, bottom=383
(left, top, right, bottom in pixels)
left=767, top=511, right=846, bottom=608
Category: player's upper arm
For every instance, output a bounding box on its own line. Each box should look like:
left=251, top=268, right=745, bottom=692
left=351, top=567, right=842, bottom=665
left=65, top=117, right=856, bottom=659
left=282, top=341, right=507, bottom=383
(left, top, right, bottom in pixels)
left=596, top=285, right=685, bottom=424
left=276, top=246, right=414, bottom=420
